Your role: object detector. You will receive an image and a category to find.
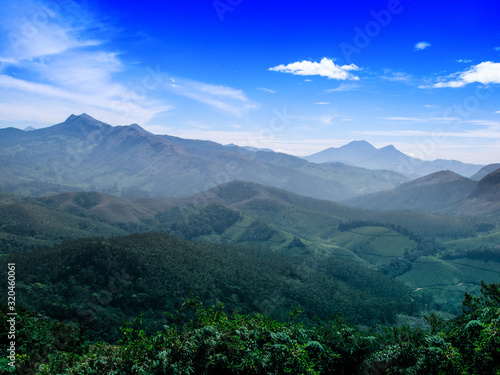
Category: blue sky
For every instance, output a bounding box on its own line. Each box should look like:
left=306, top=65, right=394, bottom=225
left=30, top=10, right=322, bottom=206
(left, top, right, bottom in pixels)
left=1, top=0, right=500, bottom=164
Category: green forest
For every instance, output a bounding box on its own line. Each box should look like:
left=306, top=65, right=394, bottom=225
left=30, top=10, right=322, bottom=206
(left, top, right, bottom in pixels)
left=1, top=282, right=500, bottom=374
left=1, top=182, right=500, bottom=374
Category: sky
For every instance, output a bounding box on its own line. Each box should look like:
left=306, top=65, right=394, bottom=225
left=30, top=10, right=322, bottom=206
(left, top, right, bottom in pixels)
left=1, top=0, right=500, bottom=164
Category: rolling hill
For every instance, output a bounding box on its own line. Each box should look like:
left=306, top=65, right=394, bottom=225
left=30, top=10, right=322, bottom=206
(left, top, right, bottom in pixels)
left=304, top=140, right=483, bottom=178
left=0, top=114, right=406, bottom=201
left=1, top=180, right=500, bottom=320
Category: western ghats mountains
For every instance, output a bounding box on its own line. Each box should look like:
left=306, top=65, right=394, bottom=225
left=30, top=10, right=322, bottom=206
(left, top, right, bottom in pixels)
left=0, top=114, right=406, bottom=201
left=344, top=167, right=500, bottom=221
left=304, top=140, right=483, bottom=178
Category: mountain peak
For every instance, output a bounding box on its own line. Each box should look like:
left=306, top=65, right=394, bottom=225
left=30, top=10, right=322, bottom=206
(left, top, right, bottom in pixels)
left=380, top=144, right=397, bottom=151
left=343, top=140, right=376, bottom=150
left=65, top=113, right=97, bottom=122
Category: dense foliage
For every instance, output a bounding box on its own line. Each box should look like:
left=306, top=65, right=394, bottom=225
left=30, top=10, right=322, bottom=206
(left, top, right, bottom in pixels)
left=1, top=282, right=499, bottom=374
left=1, top=233, right=416, bottom=343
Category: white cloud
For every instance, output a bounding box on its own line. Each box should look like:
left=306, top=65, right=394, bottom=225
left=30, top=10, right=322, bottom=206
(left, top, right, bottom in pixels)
left=0, top=0, right=174, bottom=126
left=381, top=71, right=413, bottom=82
left=315, top=102, right=330, bottom=105
left=495, top=47, right=500, bottom=51
left=0, top=0, right=100, bottom=63
left=433, top=61, right=500, bottom=88
left=456, top=59, right=472, bottom=63
left=257, top=87, right=276, bottom=93
left=378, top=116, right=457, bottom=123
left=324, top=83, right=360, bottom=93
left=356, top=121, right=500, bottom=140
left=269, top=58, right=360, bottom=80
left=414, top=41, right=431, bottom=51
left=166, top=78, right=258, bottom=116
left=495, top=111, right=500, bottom=114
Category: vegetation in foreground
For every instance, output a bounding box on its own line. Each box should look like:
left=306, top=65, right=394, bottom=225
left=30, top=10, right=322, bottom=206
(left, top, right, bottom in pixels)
left=1, top=282, right=499, bottom=375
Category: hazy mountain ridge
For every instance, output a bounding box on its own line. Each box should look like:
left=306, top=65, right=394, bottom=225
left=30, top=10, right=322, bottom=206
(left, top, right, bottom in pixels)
left=304, top=140, right=483, bottom=178
left=470, top=163, right=500, bottom=181
left=0, top=114, right=406, bottom=201
left=344, top=167, right=500, bottom=220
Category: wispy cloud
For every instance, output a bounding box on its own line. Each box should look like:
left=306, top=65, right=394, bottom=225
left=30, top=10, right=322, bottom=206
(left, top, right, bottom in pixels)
left=257, top=87, right=276, bottom=93
left=381, top=71, right=413, bottom=82
left=378, top=116, right=457, bottom=123
left=324, top=83, right=360, bottom=93
left=414, top=41, right=431, bottom=51
left=269, top=58, right=360, bottom=80
left=0, top=0, right=172, bottom=126
left=433, top=61, right=500, bottom=88
left=356, top=120, right=500, bottom=139
left=456, top=59, right=472, bottom=63
left=167, top=78, right=258, bottom=116
left=315, top=102, right=330, bottom=105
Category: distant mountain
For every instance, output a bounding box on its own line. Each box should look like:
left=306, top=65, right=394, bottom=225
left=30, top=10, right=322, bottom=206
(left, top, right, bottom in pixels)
left=225, top=143, right=275, bottom=153
left=344, top=169, right=500, bottom=221
left=0, top=114, right=406, bottom=201
left=305, top=140, right=483, bottom=178
left=470, top=164, right=500, bottom=181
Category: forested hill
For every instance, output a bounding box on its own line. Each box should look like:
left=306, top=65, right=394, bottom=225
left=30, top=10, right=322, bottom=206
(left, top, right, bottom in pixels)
left=2, top=233, right=416, bottom=342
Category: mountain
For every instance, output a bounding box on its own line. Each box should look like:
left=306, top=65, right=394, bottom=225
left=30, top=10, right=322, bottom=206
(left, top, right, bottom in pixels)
left=0, top=114, right=406, bottom=201
left=344, top=169, right=500, bottom=221
left=225, top=143, right=275, bottom=153
left=460, top=168, right=500, bottom=217
left=470, top=163, right=500, bottom=181
left=343, top=171, right=476, bottom=213
left=304, top=140, right=483, bottom=178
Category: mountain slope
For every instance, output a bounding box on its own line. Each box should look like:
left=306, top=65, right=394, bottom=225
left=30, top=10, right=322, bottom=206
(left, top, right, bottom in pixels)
left=344, top=169, right=500, bottom=221
left=470, top=164, right=500, bottom=181
left=0, top=114, right=406, bottom=201
left=305, top=140, right=483, bottom=178
left=343, top=171, right=476, bottom=213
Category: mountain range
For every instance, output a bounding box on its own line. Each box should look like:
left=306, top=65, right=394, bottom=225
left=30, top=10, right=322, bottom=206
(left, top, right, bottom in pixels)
left=0, top=114, right=407, bottom=201
left=304, top=140, right=483, bottom=178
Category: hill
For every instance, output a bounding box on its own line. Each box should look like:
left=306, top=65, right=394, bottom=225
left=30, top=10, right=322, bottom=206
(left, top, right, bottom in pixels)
left=304, top=140, right=483, bottom=178
left=470, top=163, right=500, bottom=180
left=0, top=114, right=406, bottom=201
left=2, top=182, right=499, bottom=318
left=2, top=233, right=416, bottom=342
left=0, top=191, right=129, bottom=253
left=343, top=169, right=500, bottom=221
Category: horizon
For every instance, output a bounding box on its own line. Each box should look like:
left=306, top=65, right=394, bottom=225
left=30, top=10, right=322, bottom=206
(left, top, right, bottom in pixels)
left=1, top=1, right=500, bottom=164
